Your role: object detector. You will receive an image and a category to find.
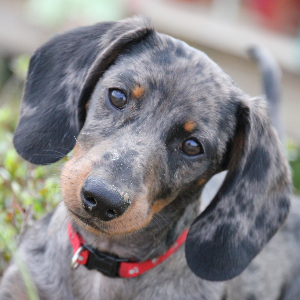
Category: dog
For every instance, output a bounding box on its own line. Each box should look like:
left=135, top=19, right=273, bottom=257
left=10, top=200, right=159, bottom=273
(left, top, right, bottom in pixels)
left=1, top=16, right=300, bottom=300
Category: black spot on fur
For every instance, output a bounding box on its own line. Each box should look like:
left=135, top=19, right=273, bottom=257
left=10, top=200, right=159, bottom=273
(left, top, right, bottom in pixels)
left=205, top=215, right=214, bottom=223
left=243, top=146, right=270, bottom=182
left=186, top=223, right=258, bottom=281
left=217, top=101, right=238, bottom=131
left=230, top=90, right=242, bottom=100
left=31, top=243, right=47, bottom=256
left=107, top=150, right=141, bottom=186
left=164, top=122, right=190, bottom=145
left=116, top=69, right=138, bottom=86
left=214, top=81, right=221, bottom=89
left=152, top=48, right=173, bottom=65
left=198, top=96, right=207, bottom=103
left=200, top=116, right=210, bottom=125
left=175, top=44, right=186, bottom=58
left=103, top=152, right=112, bottom=160
left=196, top=61, right=205, bottom=74
left=277, top=197, right=290, bottom=223
left=236, top=190, right=254, bottom=214
left=279, top=196, right=290, bottom=211
left=149, top=79, right=170, bottom=107
left=239, top=201, right=247, bottom=213
left=155, top=181, right=173, bottom=199
left=3, top=292, right=13, bottom=299
left=216, top=208, right=226, bottom=218
left=228, top=208, right=236, bottom=218
left=254, top=211, right=265, bottom=230
left=214, top=224, right=238, bottom=241
left=246, top=294, right=257, bottom=300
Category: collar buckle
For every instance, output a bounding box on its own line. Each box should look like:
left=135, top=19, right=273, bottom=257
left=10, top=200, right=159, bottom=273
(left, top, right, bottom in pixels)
left=71, top=246, right=86, bottom=269
left=84, top=244, right=129, bottom=278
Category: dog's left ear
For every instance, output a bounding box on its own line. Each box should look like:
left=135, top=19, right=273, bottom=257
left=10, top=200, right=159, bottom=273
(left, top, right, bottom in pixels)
left=13, top=16, right=152, bottom=165
left=185, top=97, right=291, bottom=281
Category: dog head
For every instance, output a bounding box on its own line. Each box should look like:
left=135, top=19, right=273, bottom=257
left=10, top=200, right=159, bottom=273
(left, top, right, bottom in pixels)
left=14, top=16, right=291, bottom=281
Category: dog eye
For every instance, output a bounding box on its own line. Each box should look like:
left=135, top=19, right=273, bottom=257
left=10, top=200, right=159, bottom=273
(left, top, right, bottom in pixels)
left=109, top=89, right=127, bottom=109
left=181, top=138, right=203, bottom=156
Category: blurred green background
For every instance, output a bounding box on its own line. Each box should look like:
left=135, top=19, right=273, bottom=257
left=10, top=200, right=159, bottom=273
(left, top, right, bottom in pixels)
left=1, top=0, right=300, bottom=279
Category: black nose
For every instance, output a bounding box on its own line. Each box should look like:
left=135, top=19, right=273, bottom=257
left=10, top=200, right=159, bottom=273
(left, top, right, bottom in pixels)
left=81, top=177, right=130, bottom=221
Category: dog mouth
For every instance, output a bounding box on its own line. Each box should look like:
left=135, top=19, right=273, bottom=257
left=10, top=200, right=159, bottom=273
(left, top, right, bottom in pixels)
left=68, top=209, right=108, bottom=233
left=67, top=195, right=154, bottom=236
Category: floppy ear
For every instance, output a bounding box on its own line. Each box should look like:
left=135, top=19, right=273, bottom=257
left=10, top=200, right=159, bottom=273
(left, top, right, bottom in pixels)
left=185, top=97, right=291, bottom=281
left=13, top=16, right=152, bottom=165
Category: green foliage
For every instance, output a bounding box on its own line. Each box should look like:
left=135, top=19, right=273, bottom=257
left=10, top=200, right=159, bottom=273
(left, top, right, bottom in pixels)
left=26, top=0, right=124, bottom=29
left=287, top=138, right=300, bottom=195
left=0, top=105, right=61, bottom=276
left=291, top=158, right=300, bottom=194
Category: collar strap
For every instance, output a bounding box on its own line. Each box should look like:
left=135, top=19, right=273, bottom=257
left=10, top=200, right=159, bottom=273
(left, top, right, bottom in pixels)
left=67, top=222, right=188, bottom=278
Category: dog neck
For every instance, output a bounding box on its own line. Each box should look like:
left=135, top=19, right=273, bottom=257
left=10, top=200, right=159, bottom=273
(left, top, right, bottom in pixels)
left=71, top=200, right=200, bottom=262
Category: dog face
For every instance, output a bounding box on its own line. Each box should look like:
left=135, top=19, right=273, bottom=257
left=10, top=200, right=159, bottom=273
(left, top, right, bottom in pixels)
left=13, top=17, right=291, bottom=282
left=61, top=33, right=236, bottom=236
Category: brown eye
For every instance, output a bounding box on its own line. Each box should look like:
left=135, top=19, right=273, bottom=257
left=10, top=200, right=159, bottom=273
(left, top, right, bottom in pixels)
left=181, top=138, right=203, bottom=156
left=109, top=89, right=127, bottom=109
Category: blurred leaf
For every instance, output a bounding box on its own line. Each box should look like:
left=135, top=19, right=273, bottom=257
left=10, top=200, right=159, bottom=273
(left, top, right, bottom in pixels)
left=286, top=138, right=300, bottom=195
left=286, top=137, right=299, bottom=161
left=0, top=103, right=61, bottom=276
left=26, top=0, right=124, bottom=29
left=10, top=56, right=30, bottom=81
left=0, top=167, right=11, bottom=181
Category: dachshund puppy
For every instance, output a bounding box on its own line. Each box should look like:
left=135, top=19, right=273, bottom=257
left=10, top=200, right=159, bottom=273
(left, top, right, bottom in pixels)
left=1, top=16, right=298, bottom=300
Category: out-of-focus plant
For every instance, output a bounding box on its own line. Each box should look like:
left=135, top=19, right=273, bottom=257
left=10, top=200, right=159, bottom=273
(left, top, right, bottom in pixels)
left=0, top=55, right=30, bottom=107
left=0, top=104, right=62, bottom=276
left=26, top=0, right=125, bottom=30
left=287, top=138, right=300, bottom=195
left=0, top=55, right=63, bottom=277
left=0, top=216, right=39, bottom=299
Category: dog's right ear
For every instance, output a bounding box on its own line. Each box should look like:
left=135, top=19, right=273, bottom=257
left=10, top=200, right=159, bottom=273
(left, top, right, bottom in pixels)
left=13, top=16, right=153, bottom=165
left=185, top=97, right=291, bottom=281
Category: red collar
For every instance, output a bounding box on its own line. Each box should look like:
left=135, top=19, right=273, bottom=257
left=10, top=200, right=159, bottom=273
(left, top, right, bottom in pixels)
left=67, top=222, right=188, bottom=278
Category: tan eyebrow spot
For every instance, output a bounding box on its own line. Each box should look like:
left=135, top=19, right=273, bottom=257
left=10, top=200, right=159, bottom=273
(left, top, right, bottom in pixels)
left=197, top=178, right=206, bottom=186
left=132, top=86, right=144, bottom=98
left=184, top=120, right=196, bottom=132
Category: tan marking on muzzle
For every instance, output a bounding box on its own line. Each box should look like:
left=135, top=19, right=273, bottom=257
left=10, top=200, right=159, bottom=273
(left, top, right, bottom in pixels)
left=61, top=144, right=93, bottom=214
left=61, top=143, right=165, bottom=236
left=76, top=192, right=154, bottom=236
left=151, top=198, right=173, bottom=214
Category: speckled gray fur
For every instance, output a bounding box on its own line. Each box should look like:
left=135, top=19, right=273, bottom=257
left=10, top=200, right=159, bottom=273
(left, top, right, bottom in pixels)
left=0, top=16, right=298, bottom=300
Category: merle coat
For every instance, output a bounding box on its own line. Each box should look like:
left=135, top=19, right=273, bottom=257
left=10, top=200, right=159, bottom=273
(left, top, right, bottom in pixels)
left=1, top=16, right=299, bottom=300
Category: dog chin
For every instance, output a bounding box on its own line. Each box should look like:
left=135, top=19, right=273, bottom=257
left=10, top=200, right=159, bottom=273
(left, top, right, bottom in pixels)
left=69, top=207, right=154, bottom=237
